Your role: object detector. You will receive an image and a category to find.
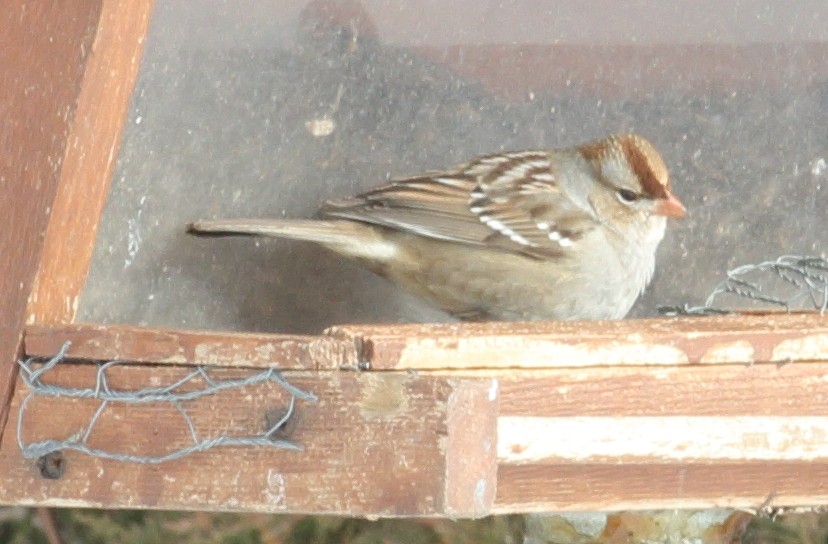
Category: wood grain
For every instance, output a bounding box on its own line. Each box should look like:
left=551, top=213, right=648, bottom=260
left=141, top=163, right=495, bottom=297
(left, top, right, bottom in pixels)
left=0, top=363, right=497, bottom=516
left=498, top=416, right=828, bottom=464
left=494, top=463, right=828, bottom=512
left=25, top=323, right=360, bottom=370
left=493, top=361, right=828, bottom=417
left=0, top=0, right=104, bottom=442
left=25, top=0, right=155, bottom=327
left=444, top=377, right=499, bottom=517
left=17, top=320, right=828, bottom=513
left=329, top=313, right=828, bottom=370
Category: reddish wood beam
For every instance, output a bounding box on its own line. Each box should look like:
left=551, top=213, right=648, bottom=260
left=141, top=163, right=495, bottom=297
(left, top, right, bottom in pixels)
left=24, top=0, right=155, bottom=327
left=328, top=313, right=828, bottom=369
left=28, top=313, right=828, bottom=373
left=495, top=463, right=828, bottom=513
left=25, top=323, right=360, bottom=370
left=0, top=364, right=497, bottom=517
left=1, top=0, right=154, bottom=446
left=0, top=0, right=103, bottom=442
left=16, top=322, right=828, bottom=513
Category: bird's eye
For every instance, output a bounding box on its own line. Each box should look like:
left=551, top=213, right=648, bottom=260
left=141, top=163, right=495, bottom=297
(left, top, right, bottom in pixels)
left=616, top=188, right=639, bottom=203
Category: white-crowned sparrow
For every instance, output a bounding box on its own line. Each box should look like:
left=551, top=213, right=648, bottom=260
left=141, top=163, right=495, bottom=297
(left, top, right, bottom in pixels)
left=188, top=133, right=686, bottom=321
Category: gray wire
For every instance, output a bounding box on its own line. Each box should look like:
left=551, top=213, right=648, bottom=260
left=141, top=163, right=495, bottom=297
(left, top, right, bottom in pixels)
left=17, top=342, right=317, bottom=464
left=659, top=255, right=828, bottom=316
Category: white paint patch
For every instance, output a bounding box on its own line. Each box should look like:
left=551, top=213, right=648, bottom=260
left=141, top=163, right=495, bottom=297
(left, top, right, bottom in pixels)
left=254, top=343, right=277, bottom=362
left=399, top=338, right=690, bottom=369
left=264, top=469, right=287, bottom=506
left=700, top=340, right=755, bottom=363
left=773, top=334, right=828, bottom=362
left=488, top=379, right=499, bottom=401
left=498, top=416, right=828, bottom=463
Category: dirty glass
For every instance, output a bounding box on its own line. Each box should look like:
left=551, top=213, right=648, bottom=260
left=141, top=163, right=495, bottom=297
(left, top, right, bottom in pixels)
left=78, top=0, right=828, bottom=333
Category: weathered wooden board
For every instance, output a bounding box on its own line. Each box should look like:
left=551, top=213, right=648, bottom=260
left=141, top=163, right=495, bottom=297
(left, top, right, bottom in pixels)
left=498, top=416, right=828, bottom=464
left=328, top=313, right=828, bottom=369
left=493, top=361, right=828, bottom=417
left=0, top=0, right=154, bottom=438
left=30, top=313, right=828, bottom=373
left=25, top=323, right=359, bottom=370
left=25, top=0, right=155, bottom=327
left=0, top=363, right=497, bottom=517
left=14, top=315, right=828, bottom=516
left=488, top=355, right=828, bottom=512
left=495, top=463, right=828, bottom=513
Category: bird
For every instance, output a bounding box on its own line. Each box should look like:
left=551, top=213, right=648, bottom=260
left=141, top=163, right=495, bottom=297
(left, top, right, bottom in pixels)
left=187, top=133, right=686, bottom=321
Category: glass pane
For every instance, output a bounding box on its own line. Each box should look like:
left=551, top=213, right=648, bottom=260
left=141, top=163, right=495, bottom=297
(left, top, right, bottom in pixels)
left=79, top=0, right=828, bottom=332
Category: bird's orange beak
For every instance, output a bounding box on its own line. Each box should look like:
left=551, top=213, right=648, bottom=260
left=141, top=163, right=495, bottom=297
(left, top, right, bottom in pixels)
left=654, top=192, right=687, bottom=218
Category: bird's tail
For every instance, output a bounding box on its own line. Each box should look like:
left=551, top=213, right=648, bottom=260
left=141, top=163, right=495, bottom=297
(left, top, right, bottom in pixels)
left=186, top=219, right=398, bottom=261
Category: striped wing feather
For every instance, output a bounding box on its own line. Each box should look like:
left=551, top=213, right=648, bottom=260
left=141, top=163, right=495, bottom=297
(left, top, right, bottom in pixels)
left=321, top=151, right=598, bottom=257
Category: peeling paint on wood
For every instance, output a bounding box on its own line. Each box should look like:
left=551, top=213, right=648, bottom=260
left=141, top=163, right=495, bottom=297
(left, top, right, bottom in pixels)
left=772, top=334, right=828, bottom=361
left=16, top=315, right=828, bottom=514
left=24, top=323, right=360, bottom=369
left=498, top=416, right=828, bottom=464
left=329, top=313, right=828, bottom=369
left=397, top=338, right=691, bottom=369
left=699, top=340, right=755, bottom=363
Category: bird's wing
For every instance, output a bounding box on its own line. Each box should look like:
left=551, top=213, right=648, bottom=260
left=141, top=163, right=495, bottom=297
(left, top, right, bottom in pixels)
left=321, top=151, right=599, bottom=257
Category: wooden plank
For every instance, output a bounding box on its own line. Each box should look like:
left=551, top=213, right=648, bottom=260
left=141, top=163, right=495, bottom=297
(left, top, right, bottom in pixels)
left=328, top=313, right=828, bottom=370
left=444, top=377, right=499, bottom=517
left=25, top=0, right=155, bottom=326
left=494, top=463, right=828, bottom=512
left=0, top=0, right=105, bottom=441
left=494, top=362, right=828, bottom=417
left=18, top=322, right=828, bottom=513
left=25, top=323, right=360, bottom=370
left=31, top=313, right=828, bottom=373
left=486, top=357, right=828, bottom=510
left=498, top=416, right=828, bottom=464
left=0, top=364, right=497, bottom=516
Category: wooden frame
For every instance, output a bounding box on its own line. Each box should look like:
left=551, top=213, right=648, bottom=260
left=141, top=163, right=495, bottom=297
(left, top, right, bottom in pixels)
left=2, top=0, right=827, bottom=517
